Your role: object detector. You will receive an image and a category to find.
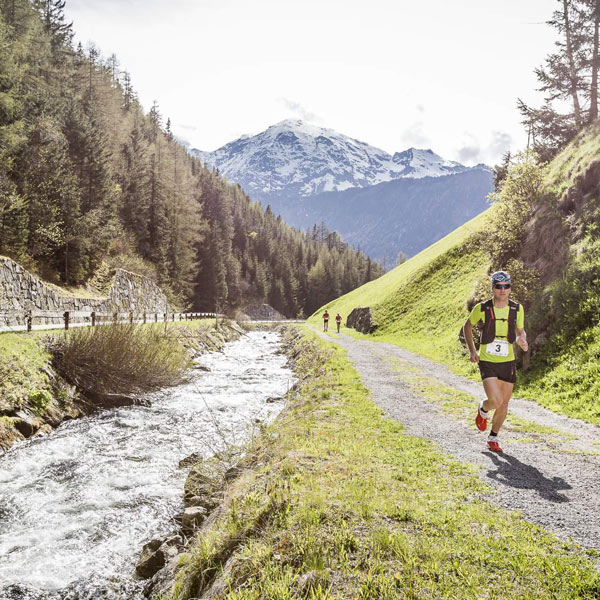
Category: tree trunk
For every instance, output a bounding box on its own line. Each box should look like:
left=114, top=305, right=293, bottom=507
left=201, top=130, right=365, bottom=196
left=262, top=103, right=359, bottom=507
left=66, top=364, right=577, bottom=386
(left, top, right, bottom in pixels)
left=590, top=0, right=600, bottom=121
left=564, top=0, right=583, bottom=126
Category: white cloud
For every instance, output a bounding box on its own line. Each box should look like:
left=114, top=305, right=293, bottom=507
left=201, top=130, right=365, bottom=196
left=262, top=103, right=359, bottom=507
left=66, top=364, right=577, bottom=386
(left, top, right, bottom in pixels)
left=458, top=144, right=482, bottom=164
left=279, top=99, right=321, bottom=123
left=400, top=121, right=431, bottom=149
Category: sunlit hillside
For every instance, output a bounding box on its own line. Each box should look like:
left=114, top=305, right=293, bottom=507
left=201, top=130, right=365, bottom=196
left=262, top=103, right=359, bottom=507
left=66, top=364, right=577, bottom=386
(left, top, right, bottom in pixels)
left=309, top=208, right=493, bottom=328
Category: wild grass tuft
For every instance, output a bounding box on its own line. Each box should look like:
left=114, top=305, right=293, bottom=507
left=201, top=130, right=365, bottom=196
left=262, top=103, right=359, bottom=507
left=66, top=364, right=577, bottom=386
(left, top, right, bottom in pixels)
left=49, top=323, right=192, bottom=396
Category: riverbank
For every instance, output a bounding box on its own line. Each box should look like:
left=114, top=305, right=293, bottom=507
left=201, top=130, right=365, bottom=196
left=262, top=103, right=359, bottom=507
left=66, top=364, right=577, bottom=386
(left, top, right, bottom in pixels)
left=0, top=328, right=291, bottom=599
left=158, top=327, right=598, bottom=600
left=0, top=319, right=244, bottom=452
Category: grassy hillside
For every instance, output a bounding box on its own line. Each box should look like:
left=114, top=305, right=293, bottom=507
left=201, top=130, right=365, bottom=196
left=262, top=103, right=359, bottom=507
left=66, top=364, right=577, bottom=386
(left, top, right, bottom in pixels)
left=310, top=122, right=600, bottom=424
left=309, top=209, right=492, bottom=328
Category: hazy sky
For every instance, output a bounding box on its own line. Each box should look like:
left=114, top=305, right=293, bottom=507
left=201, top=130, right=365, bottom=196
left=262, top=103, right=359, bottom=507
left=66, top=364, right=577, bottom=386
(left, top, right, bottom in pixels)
left=64, top=0, right=556, bottom=165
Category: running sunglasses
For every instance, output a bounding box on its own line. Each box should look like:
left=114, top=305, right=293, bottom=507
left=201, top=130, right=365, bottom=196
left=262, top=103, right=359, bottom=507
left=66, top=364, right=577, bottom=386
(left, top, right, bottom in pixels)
left=494, top=283, right=511, bottom=289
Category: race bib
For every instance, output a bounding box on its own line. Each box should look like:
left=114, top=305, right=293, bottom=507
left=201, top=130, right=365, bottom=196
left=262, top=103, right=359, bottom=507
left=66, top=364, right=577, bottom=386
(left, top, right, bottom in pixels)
left=486, top=339, right=509, bottom=357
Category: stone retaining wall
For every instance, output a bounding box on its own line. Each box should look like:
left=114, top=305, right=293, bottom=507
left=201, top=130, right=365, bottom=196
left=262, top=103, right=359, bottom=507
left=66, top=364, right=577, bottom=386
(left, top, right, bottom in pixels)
left=0, top=257, right=170, bottom=326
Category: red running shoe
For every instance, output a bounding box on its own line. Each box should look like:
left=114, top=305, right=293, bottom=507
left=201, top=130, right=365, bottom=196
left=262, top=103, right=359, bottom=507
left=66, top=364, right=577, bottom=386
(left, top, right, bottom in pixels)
left=475, top=406, right=488, bottom=432
left=487, top=438, right=503, bottom=452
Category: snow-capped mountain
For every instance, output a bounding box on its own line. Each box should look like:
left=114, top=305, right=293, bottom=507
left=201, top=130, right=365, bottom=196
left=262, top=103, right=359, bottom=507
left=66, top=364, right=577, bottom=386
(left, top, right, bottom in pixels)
left=192, top=119, right=487, bottom=202
left=192, top=119, right=493, bottom=264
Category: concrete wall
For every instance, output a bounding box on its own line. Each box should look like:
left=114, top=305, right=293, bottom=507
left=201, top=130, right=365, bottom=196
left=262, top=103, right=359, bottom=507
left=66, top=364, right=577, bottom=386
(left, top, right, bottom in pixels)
left=0, top=257, right=170, bottom=326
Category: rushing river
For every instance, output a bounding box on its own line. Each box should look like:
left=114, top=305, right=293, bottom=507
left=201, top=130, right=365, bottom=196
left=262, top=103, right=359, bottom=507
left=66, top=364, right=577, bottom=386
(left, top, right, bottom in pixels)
left=0, top=331, right=293, bottom=600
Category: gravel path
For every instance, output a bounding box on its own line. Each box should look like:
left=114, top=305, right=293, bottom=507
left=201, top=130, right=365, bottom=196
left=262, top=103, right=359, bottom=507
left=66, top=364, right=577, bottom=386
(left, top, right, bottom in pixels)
left=311, top=327, right=600, bottom=557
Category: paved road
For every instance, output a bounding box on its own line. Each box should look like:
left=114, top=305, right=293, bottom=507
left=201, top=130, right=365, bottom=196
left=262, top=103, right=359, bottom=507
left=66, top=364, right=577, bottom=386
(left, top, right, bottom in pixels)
left=311, top=327, right=600, bottom=557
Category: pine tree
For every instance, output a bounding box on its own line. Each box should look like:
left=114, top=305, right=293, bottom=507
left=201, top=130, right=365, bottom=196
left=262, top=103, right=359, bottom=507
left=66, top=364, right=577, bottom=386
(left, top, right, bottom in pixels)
left=519, top=0, right=600, bottom=157
left=34, top=0, right=72, bottom=57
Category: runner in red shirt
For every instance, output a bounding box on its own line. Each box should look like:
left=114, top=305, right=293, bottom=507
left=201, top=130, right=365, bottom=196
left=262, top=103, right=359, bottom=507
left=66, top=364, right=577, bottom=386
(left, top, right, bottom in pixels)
left=323, top=310, right=329, bottom=332
left=335, top=313, right=342, bottom=333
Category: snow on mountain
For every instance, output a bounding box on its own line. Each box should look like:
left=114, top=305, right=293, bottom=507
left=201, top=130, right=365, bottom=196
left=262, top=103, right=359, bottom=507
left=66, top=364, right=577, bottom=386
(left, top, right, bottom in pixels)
left=191, top=119, right=489, bottom=201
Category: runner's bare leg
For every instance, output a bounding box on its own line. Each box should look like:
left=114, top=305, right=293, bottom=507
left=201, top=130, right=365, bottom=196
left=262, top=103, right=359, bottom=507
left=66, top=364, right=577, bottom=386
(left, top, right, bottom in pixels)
left=482, top=378, right=505, bottom=412
left=491, top=380, right=513, bottom=433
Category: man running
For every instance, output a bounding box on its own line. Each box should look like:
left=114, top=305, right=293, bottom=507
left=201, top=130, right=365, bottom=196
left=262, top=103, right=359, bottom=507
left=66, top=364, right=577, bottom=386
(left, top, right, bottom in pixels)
left=335, top=312, right=342, bottom=333
left=323, top=309, right=329, bottom=332
left=462, top=271, right=528, bottom=452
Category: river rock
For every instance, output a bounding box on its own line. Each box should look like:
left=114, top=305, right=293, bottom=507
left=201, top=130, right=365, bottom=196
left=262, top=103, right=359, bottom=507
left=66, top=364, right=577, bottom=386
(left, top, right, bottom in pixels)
left=33, top=424, right=53, bottom=437
left=85, top=390, right=136, bottom=408
left=12, top=417, right=38, bottom=438
left=187, top=495, right=212, bottom=508
left=182, top=506, right=208, bottom=530
left=136, top=540, right=164, bottom=579
left=178, top=453, right=202, bottom=468
left=136, top=536, right=182, bottom=579
left=184, top=469, right=222, bottom=502
left=265, top=396, right=283, bottom=403
left=224, top=465, right=244, bottom=481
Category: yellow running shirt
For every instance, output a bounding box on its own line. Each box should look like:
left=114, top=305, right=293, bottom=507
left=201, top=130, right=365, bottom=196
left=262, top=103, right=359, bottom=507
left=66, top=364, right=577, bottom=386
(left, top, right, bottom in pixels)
left=468, top=301, right=525, bottom=363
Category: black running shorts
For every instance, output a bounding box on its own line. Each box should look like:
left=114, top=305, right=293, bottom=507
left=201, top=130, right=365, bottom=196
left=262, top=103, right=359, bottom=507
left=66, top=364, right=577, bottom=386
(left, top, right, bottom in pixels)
left=478, top=360, right=516, bottom=384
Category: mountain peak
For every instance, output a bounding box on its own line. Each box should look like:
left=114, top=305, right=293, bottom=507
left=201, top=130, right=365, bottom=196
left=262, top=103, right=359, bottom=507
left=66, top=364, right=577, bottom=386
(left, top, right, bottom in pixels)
left=191, top=121, right=487, bottom=198
left=272, top=118, right=305, bottom=128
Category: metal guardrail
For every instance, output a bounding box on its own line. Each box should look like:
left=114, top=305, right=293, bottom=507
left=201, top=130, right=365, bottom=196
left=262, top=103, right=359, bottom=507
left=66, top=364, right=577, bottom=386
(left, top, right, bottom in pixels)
left=0, top=311, right=222, bottom=334
left=247, top=319, right=306, bottom=323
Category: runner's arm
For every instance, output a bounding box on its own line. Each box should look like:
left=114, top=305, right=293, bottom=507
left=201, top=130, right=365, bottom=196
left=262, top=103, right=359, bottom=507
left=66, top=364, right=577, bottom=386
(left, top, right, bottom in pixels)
left=516, top=327, right=528, bottom=352
left=463, top=318, right=479, bottom=363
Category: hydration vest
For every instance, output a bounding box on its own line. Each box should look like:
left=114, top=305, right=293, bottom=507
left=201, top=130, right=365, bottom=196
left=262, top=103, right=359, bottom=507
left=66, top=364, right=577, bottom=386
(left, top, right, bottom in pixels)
left=479, top=299, right=520, bottom=345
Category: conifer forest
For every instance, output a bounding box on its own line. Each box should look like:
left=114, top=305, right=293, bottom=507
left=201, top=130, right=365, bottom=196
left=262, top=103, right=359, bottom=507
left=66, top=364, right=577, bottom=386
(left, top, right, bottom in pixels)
left=0, top=0, right=383, bottom=316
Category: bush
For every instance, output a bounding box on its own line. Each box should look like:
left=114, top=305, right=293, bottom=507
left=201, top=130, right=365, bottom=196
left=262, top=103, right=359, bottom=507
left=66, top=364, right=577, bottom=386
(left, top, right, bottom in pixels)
left=483, top=151, right=546, bottom=269
left=27, top=389, right=52, bottom=414
left=49, top=324, right=192, bottom=396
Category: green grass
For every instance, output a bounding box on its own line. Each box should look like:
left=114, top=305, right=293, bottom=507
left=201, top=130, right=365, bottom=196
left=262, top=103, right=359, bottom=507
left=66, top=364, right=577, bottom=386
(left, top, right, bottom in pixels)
left=0, top=332, right=53, bottom=413
left=544, top=119, right=600, bottom=199
left=519, top=322, right=600, bottom=424
left=171, top=329, right=599, bottom=600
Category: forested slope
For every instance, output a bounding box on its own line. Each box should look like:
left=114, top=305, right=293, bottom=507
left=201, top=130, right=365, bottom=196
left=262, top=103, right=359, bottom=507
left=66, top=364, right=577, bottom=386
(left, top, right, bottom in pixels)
left=0, top=0, right=382, bottom=316
left=312, top=121, right=600, bottom=424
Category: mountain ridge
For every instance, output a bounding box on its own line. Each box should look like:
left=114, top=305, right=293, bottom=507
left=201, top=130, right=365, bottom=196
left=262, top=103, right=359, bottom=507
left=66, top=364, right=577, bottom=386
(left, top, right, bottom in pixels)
left=191, top=119, right=491, bottom=200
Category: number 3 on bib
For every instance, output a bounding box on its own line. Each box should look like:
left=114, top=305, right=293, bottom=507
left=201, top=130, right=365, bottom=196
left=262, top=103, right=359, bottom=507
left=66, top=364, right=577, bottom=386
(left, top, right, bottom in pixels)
left=486, top=339, right=509, bottom=357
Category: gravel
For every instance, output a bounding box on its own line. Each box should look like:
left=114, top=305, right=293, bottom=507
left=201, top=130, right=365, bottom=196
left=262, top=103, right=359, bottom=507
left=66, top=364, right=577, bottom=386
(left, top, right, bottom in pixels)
left=313, top=328, right=600, bottom=558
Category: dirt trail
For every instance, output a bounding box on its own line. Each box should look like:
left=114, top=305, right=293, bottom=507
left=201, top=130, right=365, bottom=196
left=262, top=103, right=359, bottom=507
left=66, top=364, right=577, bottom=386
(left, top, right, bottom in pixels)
left=311, top=327, right=600, bottom=556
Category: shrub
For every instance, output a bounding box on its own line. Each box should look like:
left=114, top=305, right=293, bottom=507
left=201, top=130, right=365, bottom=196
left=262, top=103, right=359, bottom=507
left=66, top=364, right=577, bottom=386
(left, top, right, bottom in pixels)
left=49, top=324, right=192, bottom=396
left=483, top=151, right=546, bottom=269
left=27, top=389, right=52, bottom=414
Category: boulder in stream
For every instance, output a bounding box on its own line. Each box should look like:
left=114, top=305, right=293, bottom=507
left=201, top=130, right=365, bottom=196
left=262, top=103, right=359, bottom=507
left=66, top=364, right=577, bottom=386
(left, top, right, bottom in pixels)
left=136, top=535, right=182, bottom=579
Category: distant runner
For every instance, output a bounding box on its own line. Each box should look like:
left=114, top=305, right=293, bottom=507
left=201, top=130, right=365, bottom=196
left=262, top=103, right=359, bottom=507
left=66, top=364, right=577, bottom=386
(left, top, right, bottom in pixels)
left=335, top=313, right=342, bottom=333
left=323, top=310, right=329, bottom=332
left=462, top=271, right=528, bottom=452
